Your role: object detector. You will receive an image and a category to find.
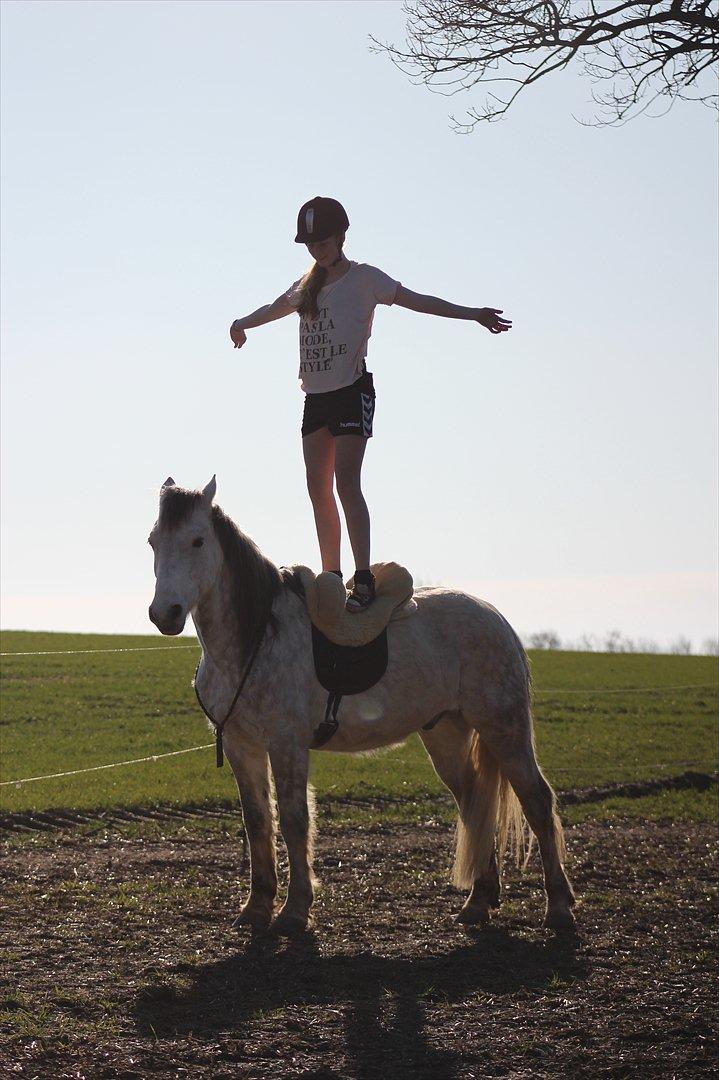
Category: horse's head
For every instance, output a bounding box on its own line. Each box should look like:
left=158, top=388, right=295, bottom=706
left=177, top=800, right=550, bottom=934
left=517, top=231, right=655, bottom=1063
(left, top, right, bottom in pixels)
left=148, top=475, right=223, bottom=635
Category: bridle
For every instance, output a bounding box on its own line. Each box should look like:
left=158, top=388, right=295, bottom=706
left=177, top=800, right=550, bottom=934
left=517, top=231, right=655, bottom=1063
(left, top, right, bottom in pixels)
left=193, top=628, right=266, bottom=768
left=192, top=569, right=302, bottom=767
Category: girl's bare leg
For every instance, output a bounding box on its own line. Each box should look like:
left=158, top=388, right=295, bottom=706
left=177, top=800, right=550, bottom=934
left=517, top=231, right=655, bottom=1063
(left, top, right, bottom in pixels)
left=303, top=427, right=341, bottom=570
left=334, top=435, right=370, bottom=572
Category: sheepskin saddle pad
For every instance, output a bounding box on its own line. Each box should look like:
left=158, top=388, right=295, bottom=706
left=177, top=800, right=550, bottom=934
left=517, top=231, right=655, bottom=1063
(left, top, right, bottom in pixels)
left=282, top=562, right=417, bottom=748
left=287, top=561, right=416, bottom=648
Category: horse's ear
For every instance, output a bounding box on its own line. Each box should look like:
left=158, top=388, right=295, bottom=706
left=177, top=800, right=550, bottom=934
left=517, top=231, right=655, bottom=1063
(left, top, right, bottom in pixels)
left=161, top=476, right=176, bottom=490
left=201, top=475, right=217, bottom=506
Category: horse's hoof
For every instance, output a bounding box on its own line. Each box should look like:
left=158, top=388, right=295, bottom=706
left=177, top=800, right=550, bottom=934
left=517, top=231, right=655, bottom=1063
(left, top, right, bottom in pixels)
left=236, top=904, right=273, bottom=930
left=272, top=910, right=311, bottom=936
left=544, top=907, right=577, bottom=932
left=456, top=904, right=490, bottom=927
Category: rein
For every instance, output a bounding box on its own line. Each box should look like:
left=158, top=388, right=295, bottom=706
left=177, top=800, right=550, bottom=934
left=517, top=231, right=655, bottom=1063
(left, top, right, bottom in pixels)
left=192, top=569, right=300, bottom=768
left=193, top=629, right=266, bottom=768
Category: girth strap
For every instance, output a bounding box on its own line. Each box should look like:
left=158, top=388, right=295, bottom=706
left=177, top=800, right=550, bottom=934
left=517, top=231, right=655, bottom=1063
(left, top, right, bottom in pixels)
left=312, top=692, right=343, bottom=749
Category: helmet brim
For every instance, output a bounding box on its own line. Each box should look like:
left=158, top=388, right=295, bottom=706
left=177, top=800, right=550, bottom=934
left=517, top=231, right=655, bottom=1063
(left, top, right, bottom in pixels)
left=294, top=229, right=340, bottom=244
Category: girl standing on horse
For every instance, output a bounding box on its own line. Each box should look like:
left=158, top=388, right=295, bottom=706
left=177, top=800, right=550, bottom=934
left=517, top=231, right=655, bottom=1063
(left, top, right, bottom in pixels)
left=230, top=196, right=512, bottom=611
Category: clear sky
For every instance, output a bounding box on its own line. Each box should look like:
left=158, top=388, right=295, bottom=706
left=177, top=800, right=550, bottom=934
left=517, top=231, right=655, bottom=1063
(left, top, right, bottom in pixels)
left=1, top=0, right=717, bottom=650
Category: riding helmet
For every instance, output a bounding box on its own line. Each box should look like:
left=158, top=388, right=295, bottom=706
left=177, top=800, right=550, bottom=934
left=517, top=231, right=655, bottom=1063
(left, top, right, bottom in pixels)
left=295, top=196, right=350, bottom=244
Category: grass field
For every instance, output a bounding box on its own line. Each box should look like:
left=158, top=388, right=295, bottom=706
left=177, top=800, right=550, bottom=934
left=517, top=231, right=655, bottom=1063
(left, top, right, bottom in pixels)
left=1, top=630, right=717, bottom=824
left=1, top=634, right=718, bottom=1077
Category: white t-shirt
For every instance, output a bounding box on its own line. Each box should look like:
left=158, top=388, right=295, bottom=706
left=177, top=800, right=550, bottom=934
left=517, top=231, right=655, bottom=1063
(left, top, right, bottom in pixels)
left=285, top=261, right=401, bottom=393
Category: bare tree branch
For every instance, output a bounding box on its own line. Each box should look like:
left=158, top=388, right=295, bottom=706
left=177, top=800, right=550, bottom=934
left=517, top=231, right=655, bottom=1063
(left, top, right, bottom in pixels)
left=370, top=0, right=719, bottom=127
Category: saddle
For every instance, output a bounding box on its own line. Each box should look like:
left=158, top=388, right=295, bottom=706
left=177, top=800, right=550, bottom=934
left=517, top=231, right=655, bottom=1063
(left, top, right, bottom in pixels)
left=284, top=562, right=417, bottom=747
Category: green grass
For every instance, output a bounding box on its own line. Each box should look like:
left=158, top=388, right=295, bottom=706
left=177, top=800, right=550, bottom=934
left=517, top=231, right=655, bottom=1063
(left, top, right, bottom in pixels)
left=565, top=785, right=718, bottom=824
left=1, top=631, right=717, bottom=819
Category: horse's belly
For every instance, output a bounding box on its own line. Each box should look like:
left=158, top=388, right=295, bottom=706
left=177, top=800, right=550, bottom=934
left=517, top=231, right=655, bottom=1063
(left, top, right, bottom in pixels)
left=311, top=615, right=457, bottom=753
left=317, top=683, right=448, bottom=753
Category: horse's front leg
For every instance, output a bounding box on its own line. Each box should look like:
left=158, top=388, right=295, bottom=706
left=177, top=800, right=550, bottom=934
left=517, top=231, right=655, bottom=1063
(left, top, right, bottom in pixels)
left=224, top=737, right=277, bottom=929
left=269, top=742, right=315, bottom=934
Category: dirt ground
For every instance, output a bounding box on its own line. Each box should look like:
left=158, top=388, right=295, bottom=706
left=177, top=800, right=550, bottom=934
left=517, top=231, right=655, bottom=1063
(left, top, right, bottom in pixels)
left=1, top=819, right=717, bottom=1079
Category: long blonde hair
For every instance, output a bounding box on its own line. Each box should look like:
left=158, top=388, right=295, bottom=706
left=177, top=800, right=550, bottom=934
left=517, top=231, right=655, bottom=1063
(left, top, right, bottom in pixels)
left=297, top=233, right=345, bottom=320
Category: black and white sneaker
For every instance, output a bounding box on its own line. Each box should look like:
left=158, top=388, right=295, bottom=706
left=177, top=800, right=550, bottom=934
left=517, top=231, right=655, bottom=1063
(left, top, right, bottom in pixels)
left=345, top=580, right=376, bottom=613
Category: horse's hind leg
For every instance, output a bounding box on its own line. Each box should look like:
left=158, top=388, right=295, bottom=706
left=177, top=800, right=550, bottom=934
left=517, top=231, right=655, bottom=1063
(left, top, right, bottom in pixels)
left=224, top=738, right=277, bottom=930
left=269, top=743, right=315, bottom=935
left=420, top=716, right=501, bottom=925
left=488, top=729, right=576, bottom=931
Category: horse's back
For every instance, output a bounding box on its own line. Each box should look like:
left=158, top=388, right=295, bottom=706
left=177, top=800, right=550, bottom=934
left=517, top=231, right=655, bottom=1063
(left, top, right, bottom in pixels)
left=410, top=586, right=530, bottom=705
left=412, top=585, right=520, bottom=641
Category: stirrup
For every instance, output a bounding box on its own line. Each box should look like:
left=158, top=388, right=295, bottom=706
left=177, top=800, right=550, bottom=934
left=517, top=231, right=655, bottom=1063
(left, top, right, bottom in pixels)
left=345, top=581, right=376, bottom=613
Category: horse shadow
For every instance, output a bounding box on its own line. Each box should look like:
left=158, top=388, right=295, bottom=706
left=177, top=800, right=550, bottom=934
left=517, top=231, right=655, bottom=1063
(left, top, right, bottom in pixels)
left=133, top=926, right=585, bottom=1078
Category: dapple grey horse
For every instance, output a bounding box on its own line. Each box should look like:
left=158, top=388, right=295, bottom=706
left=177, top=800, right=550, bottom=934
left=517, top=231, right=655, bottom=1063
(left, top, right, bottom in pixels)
left=148, top=477, right=575, bottom=934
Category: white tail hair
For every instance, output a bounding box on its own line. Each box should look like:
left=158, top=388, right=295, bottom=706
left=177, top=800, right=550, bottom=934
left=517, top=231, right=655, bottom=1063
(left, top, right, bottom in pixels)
left=452, top=731, right=527, bottom=889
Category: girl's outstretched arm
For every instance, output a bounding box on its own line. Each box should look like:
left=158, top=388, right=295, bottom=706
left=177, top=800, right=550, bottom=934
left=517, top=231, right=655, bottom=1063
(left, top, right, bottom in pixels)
left=394, top=286, right=512, bottom=335
left=230, top=292, right=295, bottom=348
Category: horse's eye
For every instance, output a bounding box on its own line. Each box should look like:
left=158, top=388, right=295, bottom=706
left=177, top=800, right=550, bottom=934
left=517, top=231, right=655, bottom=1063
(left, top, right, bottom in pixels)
left=192, top=538, right=204, bottom=549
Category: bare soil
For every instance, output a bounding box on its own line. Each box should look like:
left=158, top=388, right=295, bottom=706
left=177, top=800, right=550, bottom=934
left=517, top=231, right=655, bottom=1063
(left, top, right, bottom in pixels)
left=1, top=819, right=717, bottom=1079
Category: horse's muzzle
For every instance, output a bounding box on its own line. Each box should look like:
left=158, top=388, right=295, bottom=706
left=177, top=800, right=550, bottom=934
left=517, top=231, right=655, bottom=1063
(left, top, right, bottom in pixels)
left=148, top=602, right=186, bottom=636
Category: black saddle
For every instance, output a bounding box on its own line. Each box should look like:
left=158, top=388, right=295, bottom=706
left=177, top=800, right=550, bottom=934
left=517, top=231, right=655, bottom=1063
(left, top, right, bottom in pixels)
left=311, top=625, right=388, bottom=747
left=280, top=567, right=390, bottom=748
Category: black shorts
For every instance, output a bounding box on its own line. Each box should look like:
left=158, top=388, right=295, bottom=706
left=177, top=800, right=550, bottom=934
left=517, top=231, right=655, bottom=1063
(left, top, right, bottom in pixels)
left=301, top=371, right=376, bottom=439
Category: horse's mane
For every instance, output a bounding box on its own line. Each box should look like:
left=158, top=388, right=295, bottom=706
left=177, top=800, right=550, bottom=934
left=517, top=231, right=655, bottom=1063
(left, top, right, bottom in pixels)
left=158, top=486, right=285, bottom=660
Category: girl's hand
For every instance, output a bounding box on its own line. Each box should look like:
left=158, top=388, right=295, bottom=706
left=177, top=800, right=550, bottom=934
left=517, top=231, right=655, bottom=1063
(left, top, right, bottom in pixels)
left=230, top=321, right=247, bottom=349
left=476, top=308, right=512, bottom=335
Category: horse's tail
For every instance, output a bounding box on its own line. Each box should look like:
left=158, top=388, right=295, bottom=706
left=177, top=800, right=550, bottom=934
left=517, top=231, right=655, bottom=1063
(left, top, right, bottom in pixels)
left=452, top=730, right=527, bottom=889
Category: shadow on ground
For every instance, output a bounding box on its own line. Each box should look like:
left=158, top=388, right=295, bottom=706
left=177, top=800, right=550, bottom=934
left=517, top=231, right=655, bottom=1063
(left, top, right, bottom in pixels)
left=134, top=928, right=583, bottom=1079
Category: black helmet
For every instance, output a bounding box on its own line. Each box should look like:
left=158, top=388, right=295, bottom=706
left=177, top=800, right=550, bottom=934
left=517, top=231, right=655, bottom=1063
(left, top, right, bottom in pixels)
left=295, top=196, right=349, bottom=244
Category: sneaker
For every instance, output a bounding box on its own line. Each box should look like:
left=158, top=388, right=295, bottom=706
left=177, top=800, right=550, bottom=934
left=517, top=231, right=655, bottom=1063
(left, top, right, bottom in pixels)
left=345, top=581, right=375, bottom=613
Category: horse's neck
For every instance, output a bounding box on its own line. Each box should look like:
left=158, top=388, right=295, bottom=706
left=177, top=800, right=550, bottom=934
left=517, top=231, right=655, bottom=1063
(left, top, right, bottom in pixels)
left=192, top=562, right=244, bottom=678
